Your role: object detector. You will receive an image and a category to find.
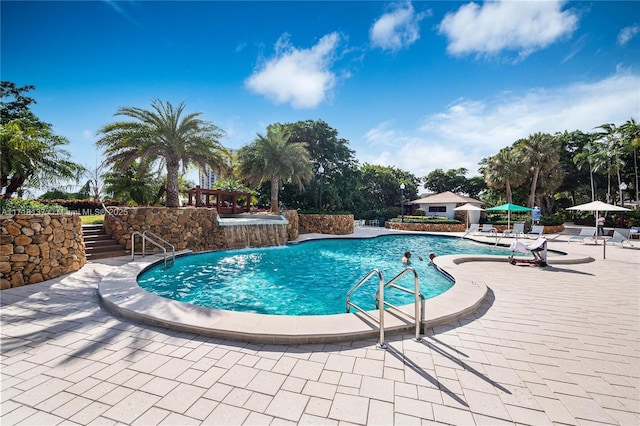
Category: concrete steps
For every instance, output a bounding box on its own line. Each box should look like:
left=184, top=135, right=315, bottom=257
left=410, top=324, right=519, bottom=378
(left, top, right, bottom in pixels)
left=82, top=224, right=128, bottom=260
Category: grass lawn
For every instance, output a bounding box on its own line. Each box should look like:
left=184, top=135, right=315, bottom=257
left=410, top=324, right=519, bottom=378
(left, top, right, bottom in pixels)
left=81, top=214, right=104, bottom=225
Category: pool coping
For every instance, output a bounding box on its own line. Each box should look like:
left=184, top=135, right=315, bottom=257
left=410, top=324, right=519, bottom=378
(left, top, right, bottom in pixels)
left=98, top=233, right=594, bottom=344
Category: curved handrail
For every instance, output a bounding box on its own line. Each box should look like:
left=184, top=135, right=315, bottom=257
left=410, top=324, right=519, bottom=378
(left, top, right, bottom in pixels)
left=131, top=231, right=175, bottom=268
left=346, top=269, right=386, bottom=348
left=142, top=230, right=175, bottom=264
left=101, top=202, right=131, bottom=229
left=375, top=267, right=423, bottom=341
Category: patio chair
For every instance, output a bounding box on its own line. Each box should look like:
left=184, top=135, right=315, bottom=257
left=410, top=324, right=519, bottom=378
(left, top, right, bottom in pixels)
left=526, top=225, right=544, bottom=239
left=608, top=230, right=634, bottom=247
left=568, top=227, right=598, bottom=244
left=477, top=224, right=496, bottom=235
left=502, top=222, right=525, bottom=238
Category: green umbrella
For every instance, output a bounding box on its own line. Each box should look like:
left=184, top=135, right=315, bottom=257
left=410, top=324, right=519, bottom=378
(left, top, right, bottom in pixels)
left=486, top=203, right=532, bottom=228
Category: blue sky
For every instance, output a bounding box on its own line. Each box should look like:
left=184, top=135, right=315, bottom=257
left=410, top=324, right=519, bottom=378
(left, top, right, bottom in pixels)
left=2, top=0, right=639, bottom=190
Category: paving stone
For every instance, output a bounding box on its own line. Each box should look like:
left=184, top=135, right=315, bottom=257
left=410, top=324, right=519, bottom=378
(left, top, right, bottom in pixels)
left=202, top=402, right=250, bottom=425
left=265, top=390, right=310, bottom=422
left=101, top=390, right=160, bottom=423
left=328, top=392, right=369, bottom=424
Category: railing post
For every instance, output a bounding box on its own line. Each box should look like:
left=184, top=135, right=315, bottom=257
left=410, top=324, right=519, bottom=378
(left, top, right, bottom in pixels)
left=413, top=269, right=421, bottom=342
left=377, top=272, right=386, bottom=349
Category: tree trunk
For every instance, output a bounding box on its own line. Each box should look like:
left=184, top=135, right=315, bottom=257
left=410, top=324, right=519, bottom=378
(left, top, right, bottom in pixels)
left=270, top=176, right=280, bottom=213
left=505, top=181, right=512, bottom=204
left=528, top=167, right=540, bottom=208
left=165, top=161, right=181, bottom=207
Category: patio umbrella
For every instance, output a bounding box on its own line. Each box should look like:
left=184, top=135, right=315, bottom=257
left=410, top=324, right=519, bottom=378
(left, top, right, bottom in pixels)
left=454, top=203, right=484, bottom=230
left=486, top=203, right=531, bottom=229
left=566, top=201, right=631, bottom=259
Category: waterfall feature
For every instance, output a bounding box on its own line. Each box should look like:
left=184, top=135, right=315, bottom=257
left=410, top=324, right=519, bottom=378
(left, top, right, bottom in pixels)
left=218, top=215, right=289, bottom=249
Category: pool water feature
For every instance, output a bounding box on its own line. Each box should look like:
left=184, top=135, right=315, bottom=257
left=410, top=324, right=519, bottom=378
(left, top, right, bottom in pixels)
left=138, top=235, right=510, bottom=316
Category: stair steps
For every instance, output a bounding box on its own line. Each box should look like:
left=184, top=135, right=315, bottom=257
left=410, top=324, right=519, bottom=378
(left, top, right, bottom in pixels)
left=82, top=224, right=128, bottom=260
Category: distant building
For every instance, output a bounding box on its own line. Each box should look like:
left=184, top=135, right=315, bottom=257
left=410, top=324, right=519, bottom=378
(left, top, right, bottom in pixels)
left=199, top=167, right=218, bottom=189
left=407, top=191, right=484, bottom=223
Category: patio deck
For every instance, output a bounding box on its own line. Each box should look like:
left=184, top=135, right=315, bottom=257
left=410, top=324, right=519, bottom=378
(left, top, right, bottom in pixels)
left=1, top=228, right=638, bottom=425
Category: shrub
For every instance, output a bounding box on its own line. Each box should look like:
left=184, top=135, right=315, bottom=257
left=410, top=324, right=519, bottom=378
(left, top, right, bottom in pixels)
left=0, top=198, right=67, bottom=214
left=389, top=215, right=461, bottom=224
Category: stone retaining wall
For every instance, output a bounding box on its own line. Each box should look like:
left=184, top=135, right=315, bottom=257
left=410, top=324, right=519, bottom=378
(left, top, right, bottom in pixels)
left=1, top=214, right=86, bottom=289
left=386, top=222, right=466, bottom=232
left=104, top=207, right=300, bottom=252
left=298, top=214, right=354, bottom=235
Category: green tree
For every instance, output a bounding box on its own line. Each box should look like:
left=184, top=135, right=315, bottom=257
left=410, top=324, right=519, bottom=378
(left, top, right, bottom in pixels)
left=423, top=168, right=469, bottom=194
left=358, top=164, right=419, bottom=213
left=572, top=133, right=607, bottom=202
left=96, top=100, right=229, bottom=207
left=515, top=132, right=560, bottom=208
left=283, top=119, right=359, bottom=211
left=237, top=124, right=313, bottom=212
left=595, top=123, right=625, bottom=203
left=1, top=82, right=84, bottom=198
left=480, top=147, right=526, bottom=204
left=620, top=118, right=640, bottom=202
left=103, top=162, right=163, bottom=206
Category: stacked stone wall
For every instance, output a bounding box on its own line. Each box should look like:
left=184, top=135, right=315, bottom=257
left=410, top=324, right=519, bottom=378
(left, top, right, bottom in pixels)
left=299, top=214, right=354, bottom=235
left=284, top=210, right=299, bottom=240
left=1, top=214, right=86, bottom=289
left=103, top=208, right=300, bottom=253
left=104, top=207, right=225, bottom=252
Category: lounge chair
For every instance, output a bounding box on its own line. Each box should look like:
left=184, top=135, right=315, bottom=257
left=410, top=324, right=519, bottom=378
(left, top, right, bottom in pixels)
left=608, top=230, right=634, bottom=247
left=568, top=227, right=598, bottom=244
left=526, top=225, right=544, bottom=239
left=463, top=224, right=480, bottom=237
left=502, top=223, right=525, bottom=238
left=477, top=224, right=496, bottom=235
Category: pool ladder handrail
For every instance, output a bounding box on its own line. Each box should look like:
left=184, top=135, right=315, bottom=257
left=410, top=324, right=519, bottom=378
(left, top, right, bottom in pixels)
left=131, top=230, right=175, bottom=268
left=375, top=266, right=424, bottom=342
left=346, top=269, right=386, bottom=349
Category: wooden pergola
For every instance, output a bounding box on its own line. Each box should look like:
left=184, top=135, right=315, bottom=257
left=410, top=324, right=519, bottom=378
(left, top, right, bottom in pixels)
left=181, top=186, right=252, bottom=214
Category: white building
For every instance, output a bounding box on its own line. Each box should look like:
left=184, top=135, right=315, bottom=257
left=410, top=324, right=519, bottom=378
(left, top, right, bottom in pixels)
left=407, top=191, right=484, bottom=224
left=199, top=167, right=218, bottom=189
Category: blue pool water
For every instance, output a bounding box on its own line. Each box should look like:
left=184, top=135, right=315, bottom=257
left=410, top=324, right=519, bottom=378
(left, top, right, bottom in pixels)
left=137, top=235, right=510, bottom=316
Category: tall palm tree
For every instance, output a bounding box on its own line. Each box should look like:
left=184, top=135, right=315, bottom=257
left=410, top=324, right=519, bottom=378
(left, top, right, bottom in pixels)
left=620, top=118, right=640, bottom=201
left=516, top=132, right=560, bottom=208
left=572, top=134, right=608, bottom=201
left=237, top=124, right=313, bottom=212
left=595, top=123, right=625, bottom=203
left=1, top=118, right=83, bottom=198
left=481, top=147, right=526, bottom=204
left=96, top=100, right=229, bottom=207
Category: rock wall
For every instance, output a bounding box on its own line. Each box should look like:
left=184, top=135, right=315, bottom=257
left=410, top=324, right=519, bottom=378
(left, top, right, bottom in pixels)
left=1, top=214, right=86, bottom=289
left=299, top=214, right=354, bottom=235
left=284, top=210, right=299, bottom=240
left=104, top=208, right=300, bottom=252
left=386, top=222, right=466, bottom=232
left=104, top=207, right=225, bottom=252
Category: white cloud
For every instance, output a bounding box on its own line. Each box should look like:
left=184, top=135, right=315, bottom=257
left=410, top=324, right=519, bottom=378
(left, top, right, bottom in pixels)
left=359, top=70, right=639, bottom=178
left=618, top=24, right=640, bottom=46
left=245, top=33, right=341, bottom=109
left=438, top=0, right=578, bottom=60
left=370, top=2, right=427, bottom=52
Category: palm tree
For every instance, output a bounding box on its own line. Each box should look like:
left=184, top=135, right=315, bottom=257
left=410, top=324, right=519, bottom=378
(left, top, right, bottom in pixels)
left=572, top=134, right=608, bottom=201
left=1, top=118, right=83, bottom=198
left=237, top=124, right=313, bottom=212
left=620, top=118, right=640, bottom=202
left=595, top=123, right=625, bottom=203
left=516, top=132, right=560, bottom=207
left=480, top=147, right=526, bottom=204
left=96, top=100, right=229, bottom=207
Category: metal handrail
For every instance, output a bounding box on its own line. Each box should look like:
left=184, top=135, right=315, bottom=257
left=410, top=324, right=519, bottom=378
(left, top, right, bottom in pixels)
left=375, top=267, right=423, bottom=342
left=131, top=231, right=175, bottom=268
left=346, top=269, right=386, bottom=348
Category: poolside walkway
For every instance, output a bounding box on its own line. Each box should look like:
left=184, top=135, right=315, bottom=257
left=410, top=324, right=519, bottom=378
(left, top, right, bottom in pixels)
left=2, top=228, right=639, bottom=425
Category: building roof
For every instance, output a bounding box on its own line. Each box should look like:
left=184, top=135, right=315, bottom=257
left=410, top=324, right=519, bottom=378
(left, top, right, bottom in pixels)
left=408, top=191, right=483, bottom=205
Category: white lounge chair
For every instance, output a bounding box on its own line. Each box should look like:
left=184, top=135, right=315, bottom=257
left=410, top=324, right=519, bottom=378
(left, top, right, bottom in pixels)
left=477, top=224, right=496, bottom=235
left=502, top=223, right=525, bottom=238
left=568, top=227, right=597, bottom=244
left=526, top=225, right=544, bottom=238
left=463, top=224, right=480, bottom=237
left=608, top=230, right=634, bottom=247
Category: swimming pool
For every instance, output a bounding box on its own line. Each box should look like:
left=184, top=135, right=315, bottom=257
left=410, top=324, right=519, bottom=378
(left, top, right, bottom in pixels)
left=138, top=235, right=510, bottom=316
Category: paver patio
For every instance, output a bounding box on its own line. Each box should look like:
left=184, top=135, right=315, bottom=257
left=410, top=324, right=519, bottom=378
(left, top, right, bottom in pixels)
left=1, top=229, right=639, bottom=425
